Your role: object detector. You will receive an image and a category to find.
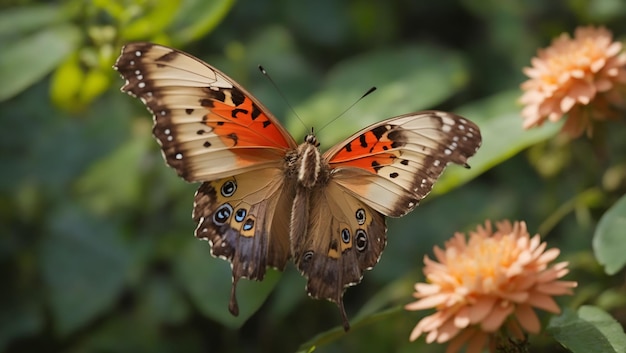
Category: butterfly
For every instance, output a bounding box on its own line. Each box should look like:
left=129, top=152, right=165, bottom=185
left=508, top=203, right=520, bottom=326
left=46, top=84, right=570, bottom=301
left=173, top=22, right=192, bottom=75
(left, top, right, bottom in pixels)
left=114, top=42, right=482, bottom=331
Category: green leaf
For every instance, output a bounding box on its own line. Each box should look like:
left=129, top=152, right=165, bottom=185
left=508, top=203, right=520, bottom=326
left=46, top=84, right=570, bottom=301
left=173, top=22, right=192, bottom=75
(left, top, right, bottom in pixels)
left=39, top=206, right=132, bottom=336
left=289, top=44, right=469, bottom=144
left=75, top=126, right=151, bottom=215
left=0, top=24, right=81, bottom=101
left=137, top=275, right=190, bottom=325
left=0, top=4, right=71, bottom=37
left=170, top=0, right=235, bottom=43
left=0, top=295, right=43, bottom=351
left=50, top=53, right=84, bottom=110
left=593, top=194, right=626, bottom=275
left=548, top=306, right=626, bottom=353
left=174, top=238, right=281, bottom=328
left=120, top=0, right=182, bottom=40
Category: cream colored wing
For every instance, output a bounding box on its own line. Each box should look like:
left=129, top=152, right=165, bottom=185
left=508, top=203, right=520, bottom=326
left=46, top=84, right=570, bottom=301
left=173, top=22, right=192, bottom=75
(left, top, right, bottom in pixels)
left=324, top=111, right=481, bottom=217
left=114, top=42, right=297, bottom=182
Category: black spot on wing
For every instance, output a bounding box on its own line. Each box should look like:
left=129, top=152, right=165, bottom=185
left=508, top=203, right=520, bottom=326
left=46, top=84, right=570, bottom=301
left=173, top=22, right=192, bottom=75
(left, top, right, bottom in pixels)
left=227, top=133, right=238, bottom=146
left=231, top=88, right=245, bottom=106
left=205, top=89, right=226, bottom=103
left=387, top=130, right=406, bottom=149
left=231, top=108, right=248, bottom=118
left=251, top=105, right=261, bottom=120
left=359, top=134, right=368, bottom=148
left=371, top=125, right=388, bottom=140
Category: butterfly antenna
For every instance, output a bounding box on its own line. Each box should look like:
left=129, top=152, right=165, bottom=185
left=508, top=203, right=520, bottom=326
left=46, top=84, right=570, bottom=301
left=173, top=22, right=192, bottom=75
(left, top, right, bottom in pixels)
left=258, top=65, right=308, bottom=130
left=317, top=86, right=377, bottom=134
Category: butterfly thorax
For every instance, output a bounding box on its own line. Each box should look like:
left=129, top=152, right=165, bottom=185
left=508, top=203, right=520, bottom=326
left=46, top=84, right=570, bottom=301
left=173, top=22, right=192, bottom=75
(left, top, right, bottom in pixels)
left=285, top=134, right=329, bottom=189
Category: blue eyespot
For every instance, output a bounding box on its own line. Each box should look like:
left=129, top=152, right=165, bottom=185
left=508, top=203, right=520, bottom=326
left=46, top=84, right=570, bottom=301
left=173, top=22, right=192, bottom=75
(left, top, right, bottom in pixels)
left=213, top=203, right=233, bottom=225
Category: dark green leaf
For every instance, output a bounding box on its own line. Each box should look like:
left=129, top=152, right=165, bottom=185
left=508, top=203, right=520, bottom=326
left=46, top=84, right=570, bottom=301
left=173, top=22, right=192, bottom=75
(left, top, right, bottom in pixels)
left=0, top=295, right=43, bottom=351
left=0, top=24, right=81, bottom=101
left=174, top=238, right=281, bottom=328
left=137, top=275, right=190, bottom=325
left=40, top=206, right=132, bottom=335
left=75, top=129, right=152, bottom=215
left=593, top=194, right=626, bottom=275
left=548, top=306, right=626, bottom=353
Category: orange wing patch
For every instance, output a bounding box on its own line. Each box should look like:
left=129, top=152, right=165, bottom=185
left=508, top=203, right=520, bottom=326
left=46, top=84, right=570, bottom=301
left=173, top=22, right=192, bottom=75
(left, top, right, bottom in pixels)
left=329, top=124, right=405, bottom=174
left=199, top=87, right=292, bottom=149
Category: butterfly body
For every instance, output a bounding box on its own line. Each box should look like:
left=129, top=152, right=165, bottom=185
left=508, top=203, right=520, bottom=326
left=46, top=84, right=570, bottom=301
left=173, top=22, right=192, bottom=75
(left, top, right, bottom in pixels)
left=114, top=42, right=482, bottom=330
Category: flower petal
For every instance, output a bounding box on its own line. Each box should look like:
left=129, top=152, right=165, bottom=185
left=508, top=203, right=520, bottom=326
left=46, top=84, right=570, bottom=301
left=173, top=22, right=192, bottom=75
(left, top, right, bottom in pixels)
left=515, top=304, right=541, bottom=333
left=481, top=302, right=514, bottom=332
left=527, top=292, right=561, bottom=313
left=468, top=296, right=498, bottom=324
left=405, top=293, right=451, bottom=310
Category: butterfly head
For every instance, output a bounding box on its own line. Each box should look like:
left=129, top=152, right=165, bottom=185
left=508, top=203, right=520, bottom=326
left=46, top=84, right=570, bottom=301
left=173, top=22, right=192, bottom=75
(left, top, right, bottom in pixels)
left=304, top=130, right=320, bottom=147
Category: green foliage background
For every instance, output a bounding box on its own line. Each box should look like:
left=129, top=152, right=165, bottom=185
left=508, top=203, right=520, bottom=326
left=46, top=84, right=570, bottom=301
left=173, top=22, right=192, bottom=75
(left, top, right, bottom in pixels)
left=2, top=0, right=626, bottom=352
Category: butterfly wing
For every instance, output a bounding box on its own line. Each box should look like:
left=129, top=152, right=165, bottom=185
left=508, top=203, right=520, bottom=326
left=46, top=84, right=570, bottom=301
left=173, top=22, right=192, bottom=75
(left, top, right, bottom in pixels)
left=324, top=111, right=482, bottom=217
left=291, top=182, right=386, bottom=330
left=114, top=42, right=298, bottom=182
left=114, top=43, right=298, bottom=314
left=193, top=168, right=294, bottom=315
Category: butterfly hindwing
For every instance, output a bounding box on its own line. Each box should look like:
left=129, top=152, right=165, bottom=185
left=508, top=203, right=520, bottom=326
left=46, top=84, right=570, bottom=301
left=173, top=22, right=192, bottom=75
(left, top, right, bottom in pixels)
left=193, top=168, right=294, bottom=315
left=291, top=181, right=386, bottom=330
left=114, top=42, right=297, bottom=182
left=325, top=111, right=482, bottom=217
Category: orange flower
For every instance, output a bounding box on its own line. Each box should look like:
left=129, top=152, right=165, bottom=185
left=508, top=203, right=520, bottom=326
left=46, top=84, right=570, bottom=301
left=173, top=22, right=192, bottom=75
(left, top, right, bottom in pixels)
left=405, top=221, right=577, bottom=353
left=520, top=26, right=626, bottom=137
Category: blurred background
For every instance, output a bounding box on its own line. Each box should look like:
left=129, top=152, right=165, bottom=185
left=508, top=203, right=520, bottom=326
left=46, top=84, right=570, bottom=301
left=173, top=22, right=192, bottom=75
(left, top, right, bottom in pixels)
left=2, top=0, right=626, bottom=352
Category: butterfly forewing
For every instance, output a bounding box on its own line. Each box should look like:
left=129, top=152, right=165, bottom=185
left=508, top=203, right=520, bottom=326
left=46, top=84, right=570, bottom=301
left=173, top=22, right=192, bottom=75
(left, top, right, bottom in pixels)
left=325, top=111, right=482, bottom=217
left=192, top=168, right=294, bottom=315
left=114, top=42, right=297, bottom=182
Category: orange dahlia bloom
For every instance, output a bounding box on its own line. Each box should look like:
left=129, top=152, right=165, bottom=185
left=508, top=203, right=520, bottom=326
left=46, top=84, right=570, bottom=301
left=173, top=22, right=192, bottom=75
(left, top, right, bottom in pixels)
left=520, top=26, right=626, bottom=137
left=405, top=221, right=577, bottom=353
